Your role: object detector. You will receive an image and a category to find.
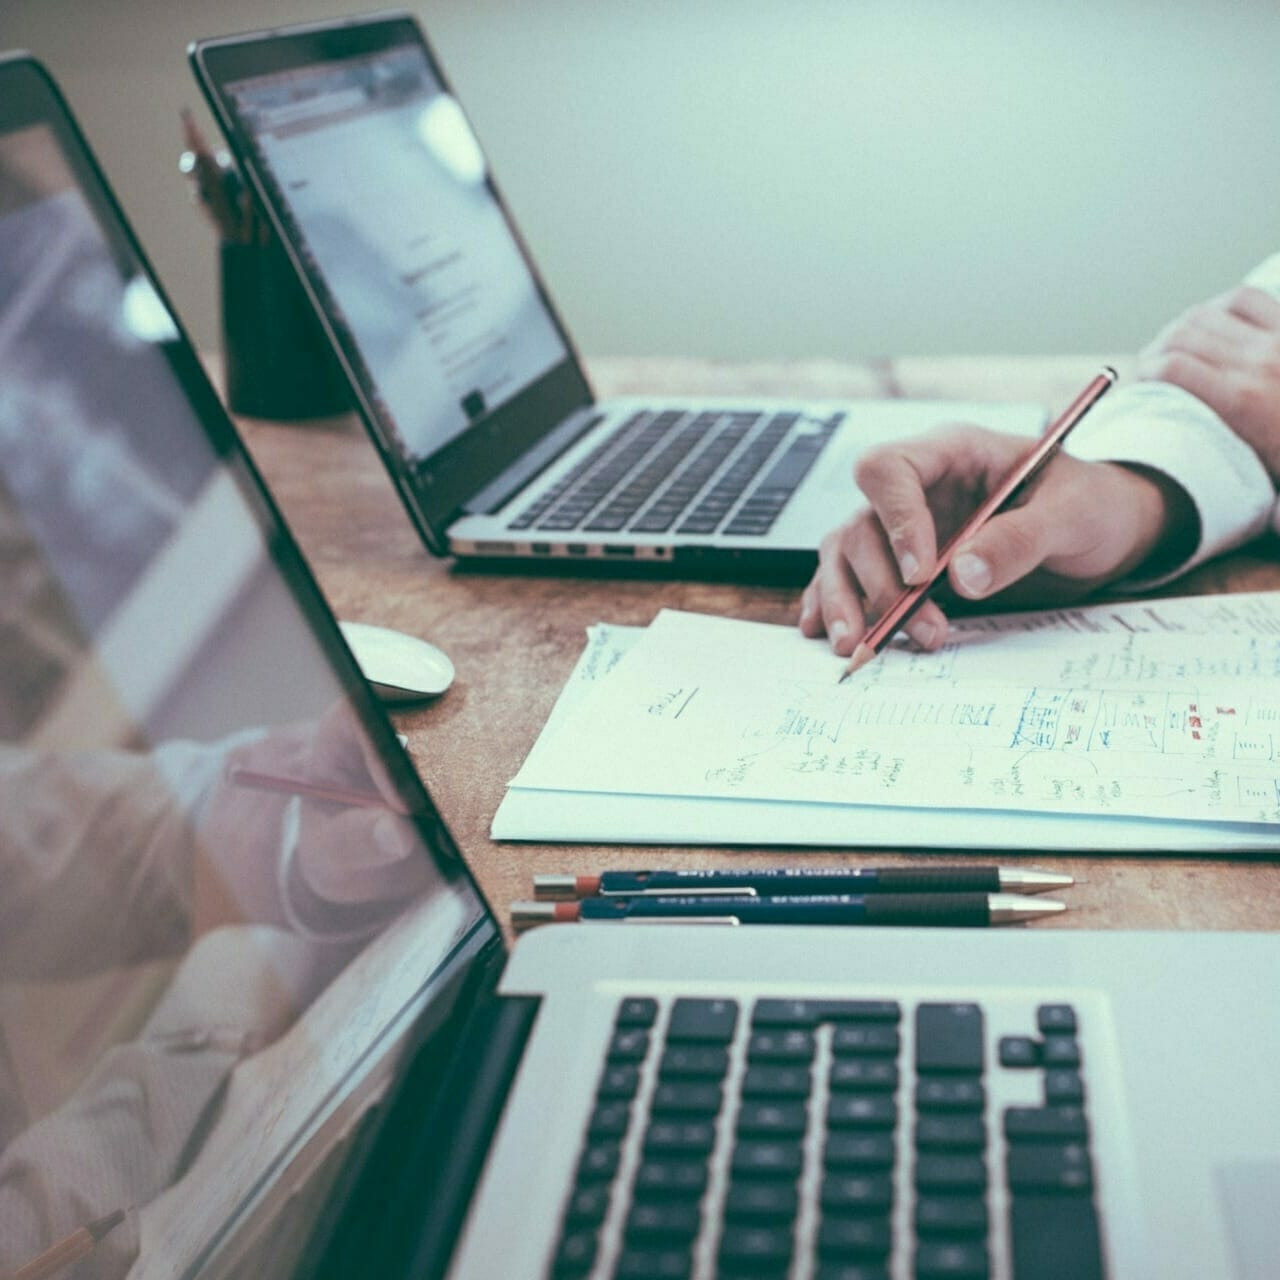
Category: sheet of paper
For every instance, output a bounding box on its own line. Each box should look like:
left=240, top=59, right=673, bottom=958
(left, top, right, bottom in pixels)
left=491, top=784, right=1280, bottom=851
left=508, top=602, right=1280, bottom=829
left=946, top=590, right=1280, bottom=638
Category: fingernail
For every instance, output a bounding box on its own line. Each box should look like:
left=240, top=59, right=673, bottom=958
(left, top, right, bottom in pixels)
left=897, top=550, right=921, bottom=584
left=373, top=814, right=415, bottom=863
left=830, top=619, right=850, bottom=646
left=910, top=618, right=939, bottom=649
left=952, top=551, right=992, bottom=597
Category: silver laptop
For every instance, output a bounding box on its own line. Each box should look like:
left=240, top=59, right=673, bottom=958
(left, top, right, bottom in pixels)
left=3, top=52, right=1277, bottom=1280
left=189, top=12, right=1043, bottom=581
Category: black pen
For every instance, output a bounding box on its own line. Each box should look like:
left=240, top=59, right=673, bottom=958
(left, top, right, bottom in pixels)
left=512, top=893, right=1065, bottom=929
left=533, top=867, right=1073, bottom=900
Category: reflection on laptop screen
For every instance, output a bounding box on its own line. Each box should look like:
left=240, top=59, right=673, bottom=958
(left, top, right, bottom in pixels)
left=0, top=104, right=487, bottom=1279
left=223, top=42, right=570, bottom=463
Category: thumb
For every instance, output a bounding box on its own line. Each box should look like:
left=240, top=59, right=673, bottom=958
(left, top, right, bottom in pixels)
left=947, top=502, right=1061, bottom=600
left=299, top=809, right=430, bottom=904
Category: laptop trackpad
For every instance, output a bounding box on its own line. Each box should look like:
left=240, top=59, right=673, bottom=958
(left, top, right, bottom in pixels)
left=1217, top=1160, right=1280, bottom=1279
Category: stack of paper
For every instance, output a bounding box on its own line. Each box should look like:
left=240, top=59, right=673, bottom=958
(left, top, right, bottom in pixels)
left=493, top=592, right=1280, bottom=851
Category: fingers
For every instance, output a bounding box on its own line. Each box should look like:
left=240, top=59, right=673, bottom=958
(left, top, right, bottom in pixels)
left=1224, top=284, right=1280, bottom=330
left=948, top=501, right=1061, bottom=600
left=312, top=699, right=409, bottom=813
left=298, top=807, right=431, bottom=905
left=801, top=435, right=1180, bottom=651
left=950, top=458, right=1174, bottom=598
left=802, top=513, right=949, bottom=655
left=801, top=426, right=1035, bottom=654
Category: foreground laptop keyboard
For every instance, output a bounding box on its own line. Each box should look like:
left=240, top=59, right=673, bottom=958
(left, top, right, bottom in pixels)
left=548, top=996, right=1103, bottom=1279
left=507, top=409, right=843, bottom=538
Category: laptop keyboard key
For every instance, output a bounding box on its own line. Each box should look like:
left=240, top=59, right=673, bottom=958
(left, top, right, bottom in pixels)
left=724, top=1180, right=800, bottom=1222
left=998, top=1036, right=1041, bottom=1068
left=608, top=1028, right=650, bottom=1061
left=913, top=1240, right=989, bottom=1277
left=597, top=1063, right=641, bottom=1100
left=1043, top=1070, right=1085, bottom=1105
left=829, top=1059, right=899, bottom=1092
left=576, top=1142, right=620, bottom=1181
left=633, top=1160, right=708, bottom=1198
left=650, top=1081, right=723, bottom=1116
left=1003, top=1106, right=1088, bottom=1143
left=617, top=998, right=658, bottom=1027
left=667, top=997, right=739, bottom=1043
left=614, top=1247, right=693, bottom=1280
left=914, top=1196, right=988, bottom=1238
left=821, top=1173, right=895, bottom=1212
left=817, top=1215, right=892, bottom=1261
left=916, top=1004, right=984, bottom=1074
left=748, top=1029, right=816, bottom=1062
left=914, top=1115, right=986, bottom=1151
left=1036, top=1004, right=1078, bottom=1035
left=915, top=1079, right=985, bottom=1112
left=814, top=1267, right=890, bottom=1280
left=742, top=1064, right=812, bottom=1098
left=644, top=1119, right=716, bottom=1158
left=736, top=1099, right=808, bottom=1137
left=1040, top=1036, right=1081, bottom=1068
left=824, top=1132, right=896, bottom=1170
left=1009, top=1193, right=1104, bottom=1280
left=1006, top=1142, right=1092, bottom=1193
left=914, top=1154, right=988, bottom=1194
left=660, top=1045, right=730, bottom=1079
left=563, top=1183, right=610, bottom=1227
left=831, top=1025, right=900, bottom=1057
left=625, top=1200, right=701, bottom=1241
left=551, top=1230, right=597, bottom=1276
left=587, top=1100, right=631, bottom=1139
left=731, top=1139, right=805, bottom=1179
left=827, top=1094, right=898, bottom=1130
left=718, top=1224, right=794, bottom=1275
left=753, top=998, right=900, bottom=1026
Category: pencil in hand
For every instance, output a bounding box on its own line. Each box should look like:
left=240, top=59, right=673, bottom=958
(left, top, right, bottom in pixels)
left=838, top=366, right=1118, bottom=682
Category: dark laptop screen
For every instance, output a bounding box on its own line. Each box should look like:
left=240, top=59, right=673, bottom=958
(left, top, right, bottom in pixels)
left=220, top=38, right=570, bottom=460
left=0, top=60, right=490, bottom=1280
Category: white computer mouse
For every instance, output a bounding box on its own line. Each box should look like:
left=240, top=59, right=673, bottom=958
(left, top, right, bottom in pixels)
left=339, top=620, right=455, bottom=702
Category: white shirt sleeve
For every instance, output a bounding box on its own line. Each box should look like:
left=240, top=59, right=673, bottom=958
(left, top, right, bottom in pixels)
left=1244, top=252, right=1280, bottom=538
left=1064, top=251, right=1280, bottom=588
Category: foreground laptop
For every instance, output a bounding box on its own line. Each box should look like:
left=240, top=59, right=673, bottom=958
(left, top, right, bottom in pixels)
left=3, top=53, right=1279, bottom=1280
left=189, top=12, right=1043, bottom=581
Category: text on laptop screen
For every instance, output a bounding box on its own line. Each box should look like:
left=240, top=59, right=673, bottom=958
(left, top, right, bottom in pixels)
left=223, top=42, right=570, bottom=464
left=0, top=116, right=486, bottom=1279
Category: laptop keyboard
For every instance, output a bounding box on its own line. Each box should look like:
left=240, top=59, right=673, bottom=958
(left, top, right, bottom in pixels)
left=507, top=409, right=843, bottom=539
left=547, top=995, right=1104, bottom=1279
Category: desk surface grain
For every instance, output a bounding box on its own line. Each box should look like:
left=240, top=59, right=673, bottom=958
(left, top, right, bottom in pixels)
left=234, top=356, right=1280, bottom=938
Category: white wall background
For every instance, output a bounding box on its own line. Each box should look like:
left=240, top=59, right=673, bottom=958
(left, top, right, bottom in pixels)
left=8, top=0, right=1280, bottom=361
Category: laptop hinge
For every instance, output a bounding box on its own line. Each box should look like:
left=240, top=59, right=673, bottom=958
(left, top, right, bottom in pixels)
left=298, top=938, right=539, bottom=1280
left=463, top=407, right=602, bottom=515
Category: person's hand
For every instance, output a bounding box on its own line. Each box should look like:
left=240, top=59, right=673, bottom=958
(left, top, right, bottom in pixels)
left=798, top=425, right=1187, bottom=655
left=194, top=703, right=433, bottom=935
left=1137, top=285, right=1280, bottom=483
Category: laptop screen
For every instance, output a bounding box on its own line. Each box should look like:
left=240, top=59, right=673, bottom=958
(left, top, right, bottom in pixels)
left=197, top=18, right=596, bottom=549
left=0, top=59, right=491, bottom=1280
left=221, top=41, right=570, bottom=463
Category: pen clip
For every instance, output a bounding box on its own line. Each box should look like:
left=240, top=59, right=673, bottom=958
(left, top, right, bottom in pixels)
left=621, top=916, right=742, bottom=926
left=607, top=886, right=757, bottom=898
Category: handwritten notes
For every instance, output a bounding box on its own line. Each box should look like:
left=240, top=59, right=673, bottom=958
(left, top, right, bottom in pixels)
left=499, top=593, right=1280, bottom=846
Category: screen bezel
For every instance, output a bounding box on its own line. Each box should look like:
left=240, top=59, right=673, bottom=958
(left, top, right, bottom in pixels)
left=190, top=11, right=597, bottom=556
left=0, top=48, right=504, bottom=1274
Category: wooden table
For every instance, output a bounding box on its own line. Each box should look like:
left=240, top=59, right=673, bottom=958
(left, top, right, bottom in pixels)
left=235, top=356, right=1280, bottom=938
